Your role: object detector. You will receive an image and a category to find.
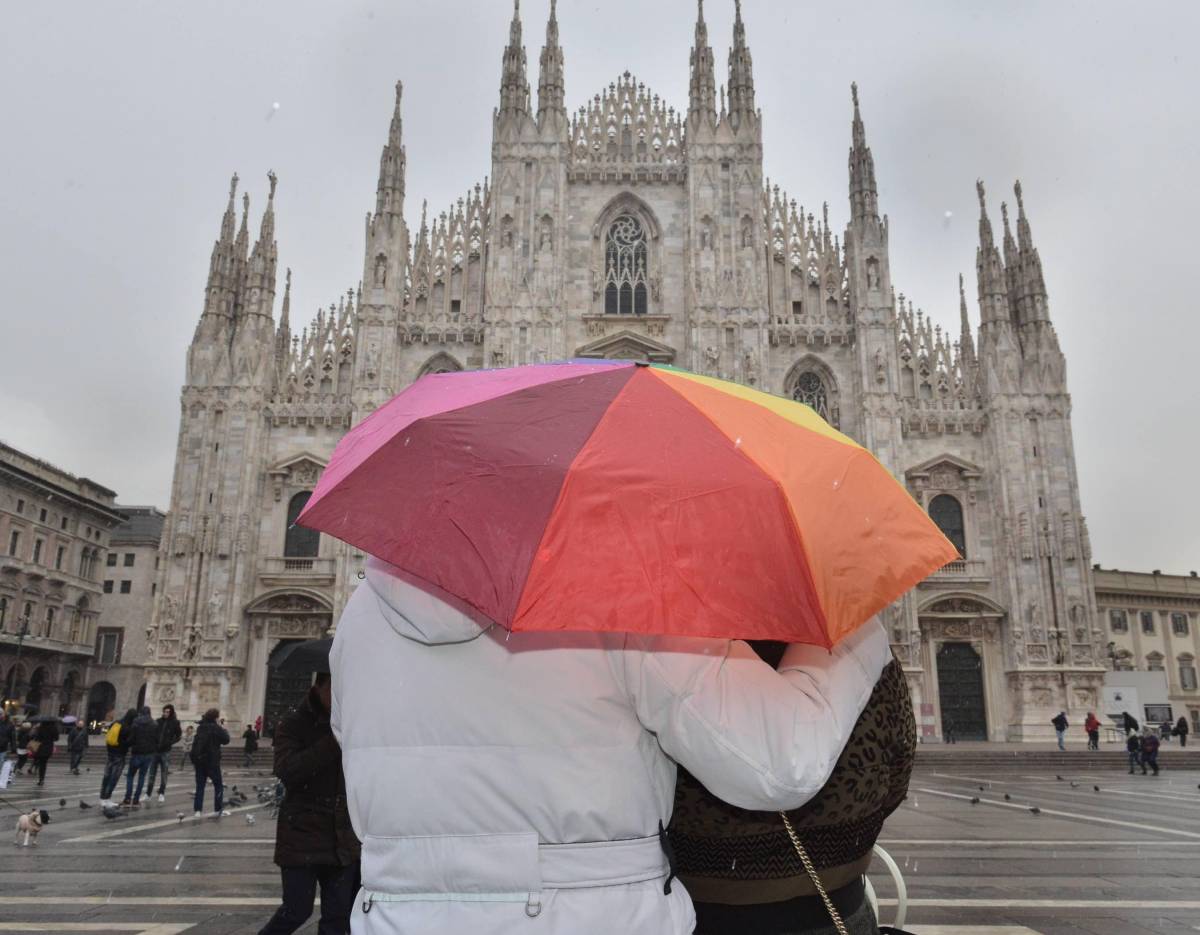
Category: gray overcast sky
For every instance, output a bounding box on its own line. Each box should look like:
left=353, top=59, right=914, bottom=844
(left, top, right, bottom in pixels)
left=1, top=1, right=1197, bottom=572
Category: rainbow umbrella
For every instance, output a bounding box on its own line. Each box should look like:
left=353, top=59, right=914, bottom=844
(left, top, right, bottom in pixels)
left=299, top=360, right=956, bottom=646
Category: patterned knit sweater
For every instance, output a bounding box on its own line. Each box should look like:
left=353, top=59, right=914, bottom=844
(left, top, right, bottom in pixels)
left=669, top=657, right=916, bottom=904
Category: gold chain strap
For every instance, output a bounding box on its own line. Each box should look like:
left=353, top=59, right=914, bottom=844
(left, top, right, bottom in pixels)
left=779, top=811, right=850, bottom=935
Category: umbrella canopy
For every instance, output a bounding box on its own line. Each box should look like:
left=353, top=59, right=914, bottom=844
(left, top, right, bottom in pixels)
left=270, top=638, right=333, bottom=676
left=61, top=715, right=78, bottom=725
left=299, top=361, right=957, bottom=646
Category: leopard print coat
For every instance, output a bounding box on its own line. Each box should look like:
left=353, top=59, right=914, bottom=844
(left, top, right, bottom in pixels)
left=669, top=657, right=916, bottom=904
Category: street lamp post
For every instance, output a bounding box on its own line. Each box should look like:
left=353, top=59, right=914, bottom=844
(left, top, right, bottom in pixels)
left=3, top=616, right=32, bottom=711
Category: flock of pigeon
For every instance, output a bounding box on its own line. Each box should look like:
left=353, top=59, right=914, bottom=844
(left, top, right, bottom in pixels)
left=965, top=774, right=1127, bottom=813
left=75, top=783, right=257, bottom=822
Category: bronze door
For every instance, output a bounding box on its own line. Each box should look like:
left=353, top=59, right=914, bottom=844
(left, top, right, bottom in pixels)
left=937, top=641, right=987, bottom=741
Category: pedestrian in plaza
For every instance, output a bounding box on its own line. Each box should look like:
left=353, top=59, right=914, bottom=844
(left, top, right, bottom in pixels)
left=1084, top=711, right=1101, bottom=751
left=242, top=723, right=259, bottom=769
left=29, top=717, right=59, bottom=787
left=671, top=651, right=916, bottom=935
left=0, top=710, right=16, bottom=759
left=1140, top=729, right=1160, bottom=776
left=943, top=715, right=957, bottom=744
left=257, top=672, right=360, bottom=935
left=255, top=714, right=263, bottom=738
left=1176, top=715, right=1190, bottom=747
left=1160, top=718, right=1173, bottom=743
left=1122, top=711, right=1139, bottom=734
left=121, top=707, right=158, bottom=807
left=330, top=558, right=891, bottom=935
left=14, top=721, right=33, bottom=774
left=1125, top=730, right=1141, bottom=774
left=99, top=709, right=136, bottom=807
left=1052, top=711, right=1069, bottom=750
left=145, top=704, right=182, bottom=803
left=190, top=708, right=230, bottom=819
left=67, top=718, right=89, bottom=774
left=178, top=724, right=195, bottom=769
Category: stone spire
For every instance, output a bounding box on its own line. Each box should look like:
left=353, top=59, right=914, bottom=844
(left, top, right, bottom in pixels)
left=1013, top=180, right=1050, bottom=325
left=974, top=180, right=1011, bottom=331
left=536, top=0, right=566, bottom=128
left=958, top=272, right=975, bottom=366
left=688, top=0, right=716, bottom=126
left=498, top=0, right=529, bottom=116
left=375, top=81, right=406, bottom=220
left=848, top=83, right=879, bottom=224
left=726, top=0, right=755, bottom=127
left=243, top=171, right=278, bottom=323
left=275, top=267, right=292, bottom=374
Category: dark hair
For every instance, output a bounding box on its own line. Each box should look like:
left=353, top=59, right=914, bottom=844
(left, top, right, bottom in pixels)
left=162, top=704, right=176, bottom=719
left=202, top=708, right=220, bottom=722
left=122, top=708, right=138, bottom=727
left=314, top=672, right=331, bottom=688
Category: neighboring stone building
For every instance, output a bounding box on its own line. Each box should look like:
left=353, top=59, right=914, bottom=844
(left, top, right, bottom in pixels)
left=0, top=441, right=125, bottom=721
left=91, top=506, right=166, bottom=719
left=1095, top=566, right=1200, bottom=735
left=145, top=1, right=1105, bottom=739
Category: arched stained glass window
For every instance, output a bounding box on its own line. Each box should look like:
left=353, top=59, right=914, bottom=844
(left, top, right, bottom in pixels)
left=791, top=371, right=829, bottom=422
left=284, top=492, right=321, bottom=558
left=604, top=215, right=648, bottom=315
left=929, top=494, right=966, bottom=558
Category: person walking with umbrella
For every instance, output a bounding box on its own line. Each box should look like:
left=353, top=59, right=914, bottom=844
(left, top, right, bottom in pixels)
left=257, top=639, right=360, bottom=935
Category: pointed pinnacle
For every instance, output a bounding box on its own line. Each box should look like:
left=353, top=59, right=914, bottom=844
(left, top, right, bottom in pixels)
left=976, top=179, right=987, bottom=214
left=851, top=81, right=859, bottom=109
left=267, top=170, right=277, bottom=200
left=228, top=173, right=239, bottom=203
left=1014, top=179, right=1024, bottom=210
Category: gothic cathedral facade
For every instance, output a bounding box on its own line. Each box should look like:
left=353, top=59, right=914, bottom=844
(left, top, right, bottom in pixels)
left=145, top=1, right=1104, bottom=740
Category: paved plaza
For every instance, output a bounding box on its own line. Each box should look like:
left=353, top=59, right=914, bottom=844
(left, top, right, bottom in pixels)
left=2, top=749, right=1198, bottom=934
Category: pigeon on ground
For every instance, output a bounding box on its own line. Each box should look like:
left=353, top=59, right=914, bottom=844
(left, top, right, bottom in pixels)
left=969, top=797, right=980, bottom=805
left=1055, top=775, right=1064, bottom=781
left=59, top=799, right=67, bottom=808
left=102, top=806, right=121, bottom=820
left=978, top=785, right=985, bottom=791
left=177, top=812, right=185, bottom=823
left=79, top=800, right=92, bottom=810
left=246, top=814, right=256, bottom=825
left=1029, top=806, right=1041, bottom=815
left=1070, top=782, right=1079, bottom=788
left=1003, top=793, right=1011, bottom=801
left=1093, top=785, right=1101, bottom=792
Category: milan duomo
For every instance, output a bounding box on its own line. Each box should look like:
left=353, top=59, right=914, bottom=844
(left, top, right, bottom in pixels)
left=144, top=0, right=1103, bottom=741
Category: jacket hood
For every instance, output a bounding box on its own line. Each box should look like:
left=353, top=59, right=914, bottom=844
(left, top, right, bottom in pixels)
left=364, top=557, right=489, bottom=646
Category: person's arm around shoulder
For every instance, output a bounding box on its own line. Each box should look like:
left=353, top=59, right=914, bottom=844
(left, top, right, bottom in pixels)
left=622, top=617, right=892, bottom=812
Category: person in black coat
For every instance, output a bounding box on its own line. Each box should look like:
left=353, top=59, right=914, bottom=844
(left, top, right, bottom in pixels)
left=146, top=704, right=182, bottom=802
left=99, top=709, right=137, bottom=806
left=15, top=722, right=33, bottom=774
left=190, top=708, right=230, bottom=817
left=1122, top=711, right=1139, bottom=734
left=1177, top=716, right=1190, bottom=748
left=257, top=673, right=360, bottom=935
left=30, top=719, right=59, bottom=786
left=122, top=707, right=160, bottom=806
left=0, top=711, right=16, bottom=758
left=67, top=720, right=89, bottom=774
left=242, top=724, right=259, bottom=768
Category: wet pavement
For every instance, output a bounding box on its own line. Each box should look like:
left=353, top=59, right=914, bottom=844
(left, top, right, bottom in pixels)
left=2, top=749, right=1198, bottom=933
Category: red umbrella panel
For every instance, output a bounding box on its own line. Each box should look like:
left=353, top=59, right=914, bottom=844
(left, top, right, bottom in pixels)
left=299, top=361, right=957, bottom=645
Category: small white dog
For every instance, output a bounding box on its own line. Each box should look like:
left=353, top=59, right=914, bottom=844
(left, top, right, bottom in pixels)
left=14, top=808, right=50, bottom=847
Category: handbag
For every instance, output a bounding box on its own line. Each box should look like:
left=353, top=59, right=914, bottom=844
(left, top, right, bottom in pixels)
left=779, top=811, right=916, bottom=935
left=25, top=739, right=41, bottom=757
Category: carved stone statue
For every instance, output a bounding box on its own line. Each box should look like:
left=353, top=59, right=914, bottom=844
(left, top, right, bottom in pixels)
left=373, top=253, right=387, bottom=286
left=182, top=627, right=200, bottom=662
left=161, top=593, right=179, bottom=634
left=867, top=259, right=880, bottom=290
left=874, top=348, right=886, bottom=384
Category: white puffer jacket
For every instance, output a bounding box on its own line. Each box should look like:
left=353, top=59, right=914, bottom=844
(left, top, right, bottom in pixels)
left=332, top=559, right=892, bottom=935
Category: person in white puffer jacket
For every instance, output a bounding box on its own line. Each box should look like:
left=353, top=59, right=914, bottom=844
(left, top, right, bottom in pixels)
left=331, top=558, right=892, bottom=935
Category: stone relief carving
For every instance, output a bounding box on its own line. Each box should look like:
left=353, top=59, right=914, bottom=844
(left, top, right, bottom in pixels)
left=161, top=594, right=180, bottom=635
left=1018, top=512, right=1034, bottom=560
